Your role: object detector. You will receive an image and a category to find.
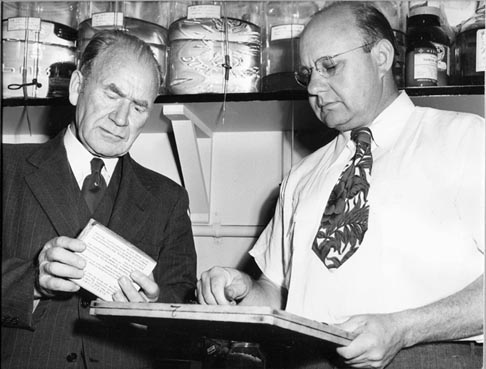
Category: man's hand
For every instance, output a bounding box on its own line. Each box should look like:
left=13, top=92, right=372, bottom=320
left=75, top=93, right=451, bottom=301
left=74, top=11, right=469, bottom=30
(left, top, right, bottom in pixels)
left=36, top=236, right=87, bottom=297
left=334, top=313, right=407, bottom=369
left=197, top=266, right=253, bottom=305
left=112, top=271, right=160, bottom=303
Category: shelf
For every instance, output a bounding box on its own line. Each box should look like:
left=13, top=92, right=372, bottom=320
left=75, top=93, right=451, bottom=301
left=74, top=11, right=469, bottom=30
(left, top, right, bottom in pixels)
left=404, top=85, right=485, bottom=96
left=2, top=85, right=484, bottom=107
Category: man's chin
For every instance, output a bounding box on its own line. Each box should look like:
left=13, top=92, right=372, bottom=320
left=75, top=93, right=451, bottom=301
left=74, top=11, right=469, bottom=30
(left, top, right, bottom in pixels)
left=320, top=113, right=355, bottom=132
left=89, top=145, right=126, bottom=158
left=321, top=115, right=342, bottom=130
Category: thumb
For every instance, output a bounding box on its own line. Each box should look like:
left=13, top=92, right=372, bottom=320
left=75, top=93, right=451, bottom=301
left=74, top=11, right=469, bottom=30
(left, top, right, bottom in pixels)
left=334, top=316, right=365, bottom=335
left=221, top=270, right=252, bottom=302
left=224, top=286, right=238, bottom=304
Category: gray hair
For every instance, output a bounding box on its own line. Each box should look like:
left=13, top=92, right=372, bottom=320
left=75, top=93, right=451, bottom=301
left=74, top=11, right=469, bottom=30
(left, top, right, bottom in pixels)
left=78, top=29, right=162, bottom=93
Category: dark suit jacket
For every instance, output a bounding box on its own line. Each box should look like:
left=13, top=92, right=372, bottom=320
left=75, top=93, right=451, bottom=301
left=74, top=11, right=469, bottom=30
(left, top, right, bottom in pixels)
left=1, top=131, right=197, bottom=369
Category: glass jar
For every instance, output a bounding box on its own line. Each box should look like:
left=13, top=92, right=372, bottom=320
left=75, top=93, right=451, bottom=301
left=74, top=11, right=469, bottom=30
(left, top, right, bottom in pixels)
left=167, top=1, right=262, bottom=95
left=406, top=5, right=451, bottom=86
left=2, top=1, right=77, bottom=98
left=406, top=38, right=438, bottom=87
left=77, top=1, right=170, bottom=94
left=261, top=1, right=320, bottom=92
left=453, top=1, right=485, bottom=85
left=225, top=341, right=265, bottom=369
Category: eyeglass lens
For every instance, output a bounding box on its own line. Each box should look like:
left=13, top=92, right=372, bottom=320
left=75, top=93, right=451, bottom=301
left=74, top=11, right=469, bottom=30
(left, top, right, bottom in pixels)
left=295, top=56, right=336, bottom=87
left=294, top=43, right=372, bottom=87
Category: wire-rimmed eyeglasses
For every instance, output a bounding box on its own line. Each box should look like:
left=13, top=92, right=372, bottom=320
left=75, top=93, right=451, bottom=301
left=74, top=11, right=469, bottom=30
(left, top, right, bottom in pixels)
left=294, top=42, right=374, bottom=87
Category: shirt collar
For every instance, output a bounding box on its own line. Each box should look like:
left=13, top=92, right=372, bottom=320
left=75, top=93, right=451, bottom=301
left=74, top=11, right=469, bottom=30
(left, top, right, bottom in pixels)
left=368, top=91, right=415, bottom=150
left=332, top=91, right=415, bottom=158
left=64, top=124, right=119, bottom=188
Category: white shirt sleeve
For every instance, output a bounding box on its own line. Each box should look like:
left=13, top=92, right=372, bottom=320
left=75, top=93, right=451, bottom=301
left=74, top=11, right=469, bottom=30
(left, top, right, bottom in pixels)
left=250, top=175, right=292, bottom=289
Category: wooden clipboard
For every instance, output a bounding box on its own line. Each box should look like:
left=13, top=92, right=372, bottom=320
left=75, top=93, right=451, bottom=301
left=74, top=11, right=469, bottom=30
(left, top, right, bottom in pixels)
left=90, top=302, right=354, bottom=347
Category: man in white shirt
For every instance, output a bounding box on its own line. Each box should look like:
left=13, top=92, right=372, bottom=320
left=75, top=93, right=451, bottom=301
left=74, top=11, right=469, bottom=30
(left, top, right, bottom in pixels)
left=197, top=3, right=484, bottom=368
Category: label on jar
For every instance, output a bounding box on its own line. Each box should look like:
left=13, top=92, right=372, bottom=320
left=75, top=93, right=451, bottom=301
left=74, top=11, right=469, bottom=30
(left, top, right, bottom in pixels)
left=92, top=12, right=124, bottom=27
left=431, top=42, right=450, bottom=75
left=7, top=17, right=41, bottom=32
left=413, top=48, right=438, bottom=81
left=187, top=5, right=221, bottom=19
left=270, top=24, right=304, bottom=41
left=476, top=29, right=486, bottom=72
left=4, top=19, right=60, bottom=44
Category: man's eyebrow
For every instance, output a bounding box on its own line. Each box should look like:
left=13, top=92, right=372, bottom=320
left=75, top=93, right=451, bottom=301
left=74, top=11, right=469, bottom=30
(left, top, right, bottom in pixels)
left=107, top=83, right=149, bottom=108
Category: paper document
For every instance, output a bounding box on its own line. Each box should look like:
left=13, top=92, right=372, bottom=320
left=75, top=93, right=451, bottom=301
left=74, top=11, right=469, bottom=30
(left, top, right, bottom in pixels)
left=73, top=219, right=156, bottom=301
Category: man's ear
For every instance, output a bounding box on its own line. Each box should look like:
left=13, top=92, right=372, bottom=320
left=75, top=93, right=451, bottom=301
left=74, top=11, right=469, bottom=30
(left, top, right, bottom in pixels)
left=372, top=39, right=395, bottom=78
left=68, top=70, right=83, bottom=106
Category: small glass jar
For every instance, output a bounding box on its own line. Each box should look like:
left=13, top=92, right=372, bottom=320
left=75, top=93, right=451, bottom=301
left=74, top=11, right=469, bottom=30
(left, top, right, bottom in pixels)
left=406, top=5, right=451, bottom=86
left=225, top=341, right=265, bottom=369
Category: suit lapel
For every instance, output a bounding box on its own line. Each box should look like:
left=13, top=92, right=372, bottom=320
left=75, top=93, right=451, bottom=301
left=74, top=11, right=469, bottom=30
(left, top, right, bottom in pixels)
left=108, top=155, right=153, bottom=241
left=25, top=132, right=89, bottom=238
left=26, top=139, right=155, bottom=241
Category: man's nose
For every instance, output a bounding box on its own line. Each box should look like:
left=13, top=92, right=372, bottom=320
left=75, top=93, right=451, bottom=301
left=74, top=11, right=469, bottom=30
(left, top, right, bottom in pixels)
left=307, top=70, right=331, bottom=95
left=109, top=99, right=130, bottom=126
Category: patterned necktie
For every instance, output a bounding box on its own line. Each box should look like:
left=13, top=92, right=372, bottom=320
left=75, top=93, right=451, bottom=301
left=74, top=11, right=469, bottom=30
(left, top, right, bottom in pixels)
left=312, top=127, right=373, bottom=269
left=81, top=158, right=107, bottom=213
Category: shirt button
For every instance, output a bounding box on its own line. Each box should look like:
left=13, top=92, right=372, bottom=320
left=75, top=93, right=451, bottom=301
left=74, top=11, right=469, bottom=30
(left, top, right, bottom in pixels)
left=81, top=299, right=90, bottom=308
left=66, top=353, right=77, bottom=362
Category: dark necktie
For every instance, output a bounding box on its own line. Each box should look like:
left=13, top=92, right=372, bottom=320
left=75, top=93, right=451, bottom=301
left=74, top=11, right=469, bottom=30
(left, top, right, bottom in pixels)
left=81, top=158, right=107, bottom=213
left=312, top=127, right=373, bottom=269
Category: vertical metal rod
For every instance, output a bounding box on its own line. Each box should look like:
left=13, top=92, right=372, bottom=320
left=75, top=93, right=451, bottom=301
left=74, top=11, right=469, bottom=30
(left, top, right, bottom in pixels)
left=220, top=1, right=231, bottom=125
left=22, top=17, right=29, bottom=99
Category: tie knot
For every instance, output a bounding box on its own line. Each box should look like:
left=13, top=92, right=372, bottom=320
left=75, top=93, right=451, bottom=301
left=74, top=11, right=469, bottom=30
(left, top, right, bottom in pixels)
left=90, top=158, right=105, bottom=175
left=83, top=158, right=107, bottom=213
left=351, top=127, right=372, bottom=147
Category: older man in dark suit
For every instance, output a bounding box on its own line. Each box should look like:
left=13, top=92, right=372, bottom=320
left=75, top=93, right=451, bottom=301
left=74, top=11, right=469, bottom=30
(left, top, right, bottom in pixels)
left=2, top=30, right=197, bottom=369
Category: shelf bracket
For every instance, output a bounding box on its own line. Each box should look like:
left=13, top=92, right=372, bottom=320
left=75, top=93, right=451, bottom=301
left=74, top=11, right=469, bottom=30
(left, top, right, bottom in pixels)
left=162, top=104, right=212, bottom=223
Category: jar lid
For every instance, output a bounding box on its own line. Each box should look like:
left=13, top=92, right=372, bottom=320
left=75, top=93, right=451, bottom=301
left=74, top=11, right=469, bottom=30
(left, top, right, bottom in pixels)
left=409, top=6, right=441, bottom=18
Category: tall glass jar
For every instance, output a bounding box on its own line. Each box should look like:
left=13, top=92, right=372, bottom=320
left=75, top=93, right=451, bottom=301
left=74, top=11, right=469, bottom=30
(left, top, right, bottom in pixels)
left=261, top=1, right=320, bottom=92
left=453, top=1, right=485, bottom=85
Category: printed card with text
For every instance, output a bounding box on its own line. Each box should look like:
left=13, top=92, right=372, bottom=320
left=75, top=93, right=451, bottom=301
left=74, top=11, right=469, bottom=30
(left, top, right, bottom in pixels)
left=73, top=219, right=156, bottom=301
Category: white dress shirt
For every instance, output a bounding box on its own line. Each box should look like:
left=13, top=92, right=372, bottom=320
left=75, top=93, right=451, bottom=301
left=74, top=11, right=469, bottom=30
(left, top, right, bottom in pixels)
left=64, top=124, right=118, bottom=188
left=250, top=92, right=484, bottom=342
